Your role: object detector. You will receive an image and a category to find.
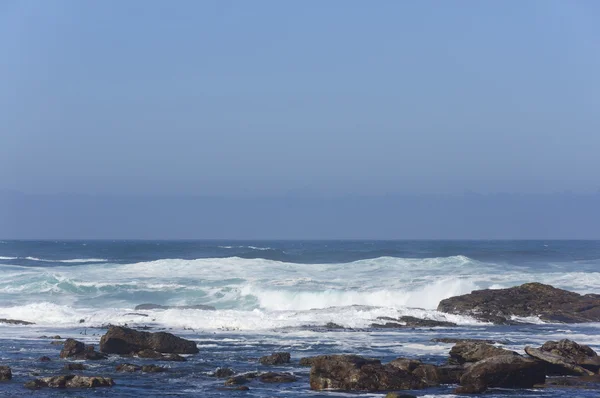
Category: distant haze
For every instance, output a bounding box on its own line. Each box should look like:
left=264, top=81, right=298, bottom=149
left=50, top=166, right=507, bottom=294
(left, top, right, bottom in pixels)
left=1, top=1, right=599, bottom=238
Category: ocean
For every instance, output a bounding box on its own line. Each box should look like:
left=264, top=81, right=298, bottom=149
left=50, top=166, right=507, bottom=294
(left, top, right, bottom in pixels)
left=1, top=240, right=599, bottom=397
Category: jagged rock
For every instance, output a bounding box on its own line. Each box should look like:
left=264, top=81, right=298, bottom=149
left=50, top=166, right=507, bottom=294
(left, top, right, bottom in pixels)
left=540, top=339, right=600, bottom=372
left=64, top=363, right=86, bottom=371
left=388, top=358, right=422, bottom=372
left=309, top=355, right=427, bottom=391
left=24, top=375, right=114, bottom=389
left=134, top=303, right=216, bottom=311
left=525, top=346, right=594, bottom=376
left=142, top=364, right=166, bottom=373
left=0, top=366, right=11, bottom=380
left=456, top=355, right=545, bottom=394
left=100, top=326, right=198, bottom=354
left=137, top=349, right=186, bottom=361
left=449, top=342, right=519, bottom=365
left=412, top=364, right=440, bottom=386
left=212, top=367, right=235, bottom=378
left=299, top=357, right=317, bottom=367
left=0, top=318, right=34, bottom=325
left=438, top=282, right=600, bottom=324
left=60, top=339, right=107, bottom=360
left=116, top=363, right=141, bottom=372
left=39, top=356, right=52, bottom=362
left=259, top=352, right=290, bottom=365
left=259, top=372, right=298, bottom=383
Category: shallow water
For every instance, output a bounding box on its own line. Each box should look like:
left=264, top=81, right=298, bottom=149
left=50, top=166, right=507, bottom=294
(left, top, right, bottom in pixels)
left=1, top=240, right=599, bottom=396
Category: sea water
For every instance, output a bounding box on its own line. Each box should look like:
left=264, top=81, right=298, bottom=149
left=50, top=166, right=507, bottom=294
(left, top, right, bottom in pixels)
left=1, top=240, right=599, bottom=397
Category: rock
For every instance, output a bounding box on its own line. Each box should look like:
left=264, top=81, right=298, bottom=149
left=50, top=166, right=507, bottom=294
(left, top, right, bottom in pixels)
left=217, top=386, right=250, bottom=391
left=136, top=349, right=186, bottom=361
left=100, top=326, right=198, bottom=354
left=25, top=375, right=114, bottom=389
left=299, top=357, right=317, bottom=367
left=213, top=367, right=235, bottom=378
left=385, top=393, right=417, bottom=398
left=50, top=341, right=64, bottom=345
left=259, top=372, right=298, bottom=383
left=64, top=363, right=86, bottom=371
left=39, top=356, right=52, bottom=362
left=540, top=339, right=600, bottom=372
left=116, top=363, right=141, bottom=372
left=134, top=303, right=216, bottom=311
left=412, top=364, right=440, bottom=386
left=60, top=339, right=106, bottom=360
left=438, top=282, right=600, bottom=324
left=259, top=352, right=290, bottom=365
left=457, top=355, right=546, bottom=393
left=449, top=342, right=519, bottom=365
left=525, top=346, right=594, bottom=376
left=372, top=316, right=456, bottom=328
left=436, top=365, right=465, bottom=384
left=537, top=374, right=600, bottom=389
left=225, top=375, right=251, bottom=386
left=142, top=364, right=166, bottom=373
left=0, top=318, right=34, bottom=325
left=0, top=366, right=11, bottom=380
left=388, top=358, right=422, bottom=372
left=324, top=322, right=345, bottom=329
left=309, top=354, right=427, bottom=391
left=52, top=335, right=62, bottom=339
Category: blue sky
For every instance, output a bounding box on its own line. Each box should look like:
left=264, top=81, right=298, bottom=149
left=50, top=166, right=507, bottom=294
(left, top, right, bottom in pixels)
left=2, top=1, right=599, bottom=196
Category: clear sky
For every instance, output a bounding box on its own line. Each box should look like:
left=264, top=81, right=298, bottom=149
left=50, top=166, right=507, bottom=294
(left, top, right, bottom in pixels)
left=1, top=0, right=599, bottom=196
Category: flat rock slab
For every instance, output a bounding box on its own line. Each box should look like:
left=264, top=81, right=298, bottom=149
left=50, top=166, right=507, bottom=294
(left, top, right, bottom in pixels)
left=525, top=347, right=595, bottom=376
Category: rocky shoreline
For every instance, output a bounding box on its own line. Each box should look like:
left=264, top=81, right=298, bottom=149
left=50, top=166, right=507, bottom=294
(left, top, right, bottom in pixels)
left=2, top=282, right=600, bottom=395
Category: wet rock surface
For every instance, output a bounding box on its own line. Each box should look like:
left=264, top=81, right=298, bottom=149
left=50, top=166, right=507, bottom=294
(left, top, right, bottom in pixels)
left=100, top=326, right=199, bottom=355
left=0, top=366, right=11, bottom=381
left=259, top=352, right=291, bottom=365
left=25, top=375, right=115, bottom=389
left=60, top=339, right=107, bottom=360
left=438, top=282, right=600, bottom=324
left=449, top=341, right=519, bottom=364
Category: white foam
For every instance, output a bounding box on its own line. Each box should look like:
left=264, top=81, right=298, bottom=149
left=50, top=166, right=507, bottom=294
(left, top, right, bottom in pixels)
left=24, top=257, right=109, bottom=263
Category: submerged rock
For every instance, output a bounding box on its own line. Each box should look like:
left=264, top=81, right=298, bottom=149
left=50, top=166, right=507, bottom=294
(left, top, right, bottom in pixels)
left=372, top=316, right=456, bottom=328
left=456, top=355, right=545, bottom=394
left=24, top=375, right=114, bottom=389
left=142, top=364, right=166, bottom=373
left=432, top=337, right=501, bottom=344
left=39, top=356, right=52, bottom=362
left=0, top=366, right=11, bottom=381
left=438, top=282, right=600, bottom=324
left=259, top=352, right=290, bottom=365
left=212, top=367, right=235, bottom=378
left=136, top=348, right=186, bottom=361
left=64, top=363, right=87, bottom=371
left=116, top=363, right=141, bottom=372
left=309, top=354, right=426, bottom=391
left=134, top=303, right=216, bottom=311
left=100, top=326, right=198, bottom=355
left=449, top=342, right=519, bottom=365
left=259, top=372, right=298, bottom=383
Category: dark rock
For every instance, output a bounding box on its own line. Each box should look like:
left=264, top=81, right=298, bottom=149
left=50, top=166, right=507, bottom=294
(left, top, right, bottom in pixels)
left=540, top=339, right=600, bottom=372
left=432, top=338, right=501, bottom=344
left=259, top=352, right=290, bottom=365
left=309, top=354, right=427, bottom=391
left=116, top=363, right=141, bottom=372
left=299, top=357, right=317, bottom=367
left=100, top=326, right=198, bottom=354
left=259, top=372, right=298, bottom=383
left=52, top=335, right=62, bottom=339
left=373, top=316, right=456, bottom=328
left=324, top=322, right=345, bottom=329
left=537, top=374, right=600, bottom=389
left=436, top=365, right=465, bottom=384
left=457, top=355, right=546, bottom=393
left=39, top=356, right=52, bottom=362
left=213, top=367, right=235, bottom=378
left=385, top=393, right=417, bottom=398
left=449, top=342, right=519, bottom=365
left=525, top=346, right=594, bottom=376
left=371, top=322, right=405, bottom=328
left=134, top=303, right=216, bottom=311
left=25, top=375, right=114, bottom=389
left=438, top=282, right=600, bottom=324
left=218, top=386, right=250, bottom=391
left=64, top=363, right=86, bottom=371
left=225, top=375, right=251, bottom=386
left=60, top=339, right=106, bottom=360
left=124, top=313, right=149, bottom=317
left=412, top=364, right=440, bottom=386
left=0, top=318, right=34, bottom=325
left=388, top=358, right=422, bottom=372
left=137, top=349, right=186, bottom=361
left=0, top=366, right=11, bottom=380
left=142, top=364, right=166, bottom=373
